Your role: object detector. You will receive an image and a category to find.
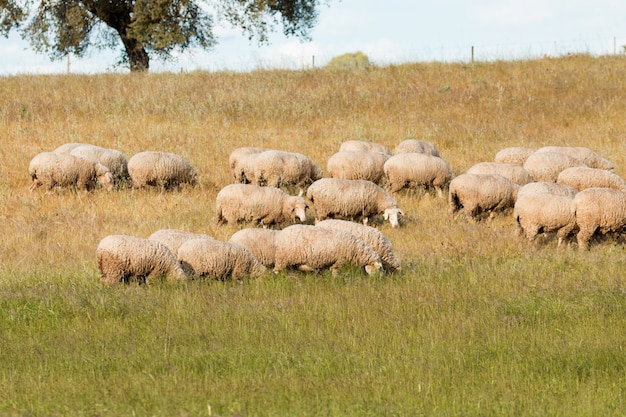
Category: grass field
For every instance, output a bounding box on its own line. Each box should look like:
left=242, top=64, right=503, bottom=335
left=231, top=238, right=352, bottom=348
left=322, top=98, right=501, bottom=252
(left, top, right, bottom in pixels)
left=1, top=54, right=626, bottom=416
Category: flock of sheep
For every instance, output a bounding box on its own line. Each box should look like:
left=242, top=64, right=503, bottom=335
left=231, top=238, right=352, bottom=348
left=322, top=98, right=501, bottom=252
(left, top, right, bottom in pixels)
left=28, top=139, right=626, bottom=285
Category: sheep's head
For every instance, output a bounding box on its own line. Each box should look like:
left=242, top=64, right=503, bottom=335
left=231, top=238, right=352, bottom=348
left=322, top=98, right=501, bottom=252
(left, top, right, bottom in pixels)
left=95, top=163, right=114, bottom=192
left=285, top=196, right=307, bottom=223
left=365, top=261, right=383, bottom=275
left=383, top=207, right=403, bottom=228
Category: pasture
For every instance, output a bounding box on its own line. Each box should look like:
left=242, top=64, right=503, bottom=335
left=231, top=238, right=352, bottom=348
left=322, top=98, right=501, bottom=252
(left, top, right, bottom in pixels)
left=1, top=54, right=625, bottom=416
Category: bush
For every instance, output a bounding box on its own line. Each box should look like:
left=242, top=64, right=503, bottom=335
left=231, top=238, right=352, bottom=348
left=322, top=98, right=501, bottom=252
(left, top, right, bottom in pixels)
left=326, top=51, right=371, bottom=70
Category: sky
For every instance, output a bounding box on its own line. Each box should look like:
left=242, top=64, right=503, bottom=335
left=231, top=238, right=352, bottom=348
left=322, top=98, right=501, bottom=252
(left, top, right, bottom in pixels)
left=1, top=0, right=626, bottom=75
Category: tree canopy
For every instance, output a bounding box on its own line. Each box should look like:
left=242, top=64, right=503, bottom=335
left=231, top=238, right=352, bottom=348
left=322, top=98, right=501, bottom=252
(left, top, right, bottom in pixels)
left=0, top=0, right=326, bottom=72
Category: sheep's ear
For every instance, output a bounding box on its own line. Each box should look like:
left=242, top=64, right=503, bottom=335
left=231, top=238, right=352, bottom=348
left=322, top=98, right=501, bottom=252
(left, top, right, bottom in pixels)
left=383, top=211, right=389, bottom=220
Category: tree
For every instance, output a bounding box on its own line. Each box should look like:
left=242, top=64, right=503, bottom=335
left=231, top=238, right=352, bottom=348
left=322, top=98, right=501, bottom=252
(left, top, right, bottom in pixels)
left=0, top=0, right=325, bottom=72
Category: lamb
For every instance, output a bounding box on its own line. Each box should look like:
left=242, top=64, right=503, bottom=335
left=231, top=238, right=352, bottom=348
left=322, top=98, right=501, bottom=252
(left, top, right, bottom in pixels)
left=215, top=183, right=307, bottom=227
left=306, top=178, right=403, bottom=228
left=493, top=147, right=535, bottom=166
left=96, top=234, right=188, bottom=285
left=383, top=152, right=454, bottom=196
left=535, top=146, right=614, bottom=171
left=28, top=151, right=113, bottom=192
left=228, top=147, right=268, bottom=183
left=252, top=150, right=323, bottom=195
left=466, top=161, right=533, bottom=185
left=326, top=150, right=389, bottom=185
left=177, top=238, right=267, bottom=280
left=517, top=181, right=578, bottom=199
left=273, top=224, right=383, bottom=276
left=339, top=139, right=392, bottom=156
left=127, top=151, right=198, bottom=190
left=69, top=144, right=130, bottom=186
left=315, top=219, right=400, bottom=271
left=448, top=173, right=519, bottom=222
left=572, top=187, right=626, bottom=250
left=393, top=139, right=440, bottom=157
left=228, top=228, right=280, bottom=268
left=556, top=166, right=626, bottom=192
left=148, top=228, right=218, bottom=257
left=523, top=151, right=586, bottom=182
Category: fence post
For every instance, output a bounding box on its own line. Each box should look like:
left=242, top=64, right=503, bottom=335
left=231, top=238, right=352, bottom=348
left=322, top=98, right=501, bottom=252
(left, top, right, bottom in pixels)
left=471, top=46, right=474, bottom=63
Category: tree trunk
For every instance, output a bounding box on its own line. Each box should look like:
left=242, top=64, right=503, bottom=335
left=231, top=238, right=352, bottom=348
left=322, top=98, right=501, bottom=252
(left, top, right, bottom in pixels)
left=120, top=35, right=149, bottom=72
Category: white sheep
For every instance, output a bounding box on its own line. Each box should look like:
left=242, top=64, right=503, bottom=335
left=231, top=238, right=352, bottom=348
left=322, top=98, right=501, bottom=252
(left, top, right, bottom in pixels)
left=306, top=178, right=403, bottom=228
left=513, top=191, right=577, bottom=247
left=338, top=139, right=392, bottom=156
left=523, top=151, right=586, bottom=182
left=215, top=183, right=307, bottom=227
left=53, top=142, right=88, bottom=154
left=127, top=151, right=198, bottom=190
left=228, top=228, right=280, bottom=268
left=448, top=173, right=519, bottom=222
left=177, top=238, right=267, bottom=280
left=517, top=182, right=578, bottom=199
left=393, top=139, right=440, bottom=157
left=315, top=219, right=400, bottom=271
left=383, top=152, right=454, bottom=196
left=326, top=150, right=389, bottom=185
left=556, top=166, right=626, bottom=192
left=493, top=147, right=535, bottom=166
left=536, top=146, right=614, bottom=171
left=148, top=229, right=218, bottom=257
left=69, top=144, right=130, bottom=186
left=572, top=187, right=626, bottom=250
left=28, top=151, right=113, bottom=192
left=252, top=150, right=323, bottom=195
left=96, top=234, right=188, bottom=285
left=466, top=161, right=533, bottom=185
left=273, top=224, right=383, bottom=276
left=228, top=147, right=268, bottom=183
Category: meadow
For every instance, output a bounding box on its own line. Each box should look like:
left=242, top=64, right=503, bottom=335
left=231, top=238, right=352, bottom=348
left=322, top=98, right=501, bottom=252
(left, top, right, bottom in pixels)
left=1, top=54, right=626, bottom=416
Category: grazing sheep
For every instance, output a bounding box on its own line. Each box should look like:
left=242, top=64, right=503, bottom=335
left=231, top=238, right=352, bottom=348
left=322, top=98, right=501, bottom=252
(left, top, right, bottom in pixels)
left=228, top=228, right=280, bottom=268
left=273, top=224, right=383, bottom=276
left=394, top=139, right=440, bottom=157
left=326, top=150, right=389, bottom=185
left=493, top=147, right=535, bottom=166
left=96, top=234, right=188, bottom=285
left=69, top=144, right=130, bottom=186
left=448, top=173, right=519, bottom=222
left=557, top=166, right=626, bottom=192
left=229, top=147, right=268, bottom=183
left=536, top=146, right=614, bottom=171
left=339, top=139, right=392, bottom=156
left=517, top=182, right=578, bottom=199
left=383, top=152, right=454, bottom=196
left=53, top=142, right=88, bottom=154
left=252, top=150, right=323, bottom=195
left=523, top=151, right=586, bottom=182
left=28, top=151, right=113, bottom=192
left=513, top=191, right=577, bottom=247
left=466, top=162, right=533, bottom=186
left=216, top=183, right=307, bottom=227
left=306, top=178, right=403, bottom=228
left=127, top=151, right=198, bottom=190
left=572, top=187, right=626, bottom=250
left=315, top=219, right=400, bottom=271
left=177, top=238, right=267, bottom=280
left=148, top=229, right=218, bottom=257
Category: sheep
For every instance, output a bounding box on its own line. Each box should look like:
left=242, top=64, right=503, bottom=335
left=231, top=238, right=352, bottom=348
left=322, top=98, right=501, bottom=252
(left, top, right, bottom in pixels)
left=228, top=147, right=268, bottom=183
left=148, top=229, right=218, bottom=257
left=96, top=234, right=188, bottom=285
left=466, top=161, right=533, bottom=185
left=493, top=147, right=535, bottom=166
left=215, top=183, right=307, bottom=227
left=339, top=139, right=392, bottom=156
left=228, top=228, right=280, bottom=268
left=393, top=139, right=440, bottom=157
left=306, top=178, right=403, bottom=228
left=513, top=191, right=577, bottom=247
left=177, top=238, right=267, bottom=280
left=53, top=142, right=88, bottom=154
left=383, top=152, right=454, bottom=196
left=69, top=144, right=130, bottom=186
left=448, top=173, right=519, bottom=222
left=315, top=219, right=400, bottom=271
left=273, top=224, right=383, bottom=276
left=127, top=151, right=198, bottom=190
left=28, top=151, right=113, bottom=192
left=572, top=187, right=626, bottom=250
left=326, top=150, right=389, bottom=185
left=556, top=166, right=626, bottom=192
left=517, top=181, right=578, bottom=199
left=523, top=151, right=586, bottom=182
left=536, top=146, right=614, bottom=171
left=252, top=150, right=323, bottom=195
